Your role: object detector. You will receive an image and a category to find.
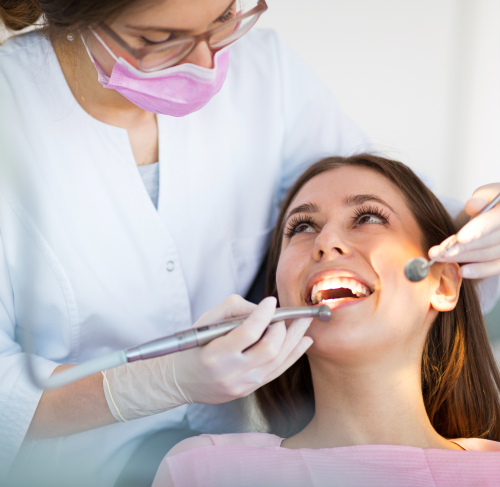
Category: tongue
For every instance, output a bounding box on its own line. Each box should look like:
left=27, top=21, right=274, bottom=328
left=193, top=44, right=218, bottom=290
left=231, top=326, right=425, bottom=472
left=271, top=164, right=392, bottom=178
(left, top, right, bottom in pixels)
left=320, top=288, right=356, bottom=300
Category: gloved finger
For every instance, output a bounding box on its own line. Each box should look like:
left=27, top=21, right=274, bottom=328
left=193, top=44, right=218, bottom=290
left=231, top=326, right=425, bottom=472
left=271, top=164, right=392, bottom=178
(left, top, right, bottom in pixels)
left=460, top=259, right=500, bottom=279
left=433, top=228, right=500, bottom=257
left=220, top=321, right=313, bottom=399
left=242, top=320, right=287, bottom=365
left=432, top=244, right=500, bottom=264
left=195, top=294, right=257, bottom=327
left=253, top=317, right=312, bottom=374
left=428, top=235, right=457, bottom=260
left=464, top=183, right=500, bottom=217
left=262, top=336, right=314, bottom=384
left=213, top=296, right=277, bottom=353
left=203, top=319, right=307, bottom=399
left=457, top=200, right=500, bottom=245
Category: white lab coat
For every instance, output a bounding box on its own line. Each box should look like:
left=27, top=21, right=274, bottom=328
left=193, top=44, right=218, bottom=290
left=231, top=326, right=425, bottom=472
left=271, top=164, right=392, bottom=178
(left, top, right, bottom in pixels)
left=0, top=29, right=370, bottom=485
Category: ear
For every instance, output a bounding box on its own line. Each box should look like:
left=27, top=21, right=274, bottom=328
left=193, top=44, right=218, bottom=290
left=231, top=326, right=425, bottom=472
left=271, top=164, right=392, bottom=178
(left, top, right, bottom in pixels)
left=430, top=262, right=462, bottom=311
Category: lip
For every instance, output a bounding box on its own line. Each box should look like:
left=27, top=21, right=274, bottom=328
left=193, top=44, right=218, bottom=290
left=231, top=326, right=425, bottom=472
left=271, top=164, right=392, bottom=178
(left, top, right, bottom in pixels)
left=308, top=296, right=369, bottom=312
left=304, top=268, right=375, bottom=307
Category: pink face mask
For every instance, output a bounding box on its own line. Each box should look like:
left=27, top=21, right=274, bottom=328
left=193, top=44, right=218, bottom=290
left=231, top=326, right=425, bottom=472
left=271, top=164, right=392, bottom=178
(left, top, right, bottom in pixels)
left=81, top=33, right=230, bottom=117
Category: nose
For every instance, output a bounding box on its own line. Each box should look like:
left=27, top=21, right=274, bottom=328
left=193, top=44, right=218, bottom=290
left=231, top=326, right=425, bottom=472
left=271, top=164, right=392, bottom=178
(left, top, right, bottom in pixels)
left=180, top=41, right=214, bottom=69
left=313, top=224, right=352, bottom=262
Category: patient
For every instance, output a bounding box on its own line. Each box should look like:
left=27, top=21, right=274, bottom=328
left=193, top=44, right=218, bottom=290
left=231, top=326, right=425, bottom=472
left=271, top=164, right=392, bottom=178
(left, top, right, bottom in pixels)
left=153, top=154, right=500, bottom=487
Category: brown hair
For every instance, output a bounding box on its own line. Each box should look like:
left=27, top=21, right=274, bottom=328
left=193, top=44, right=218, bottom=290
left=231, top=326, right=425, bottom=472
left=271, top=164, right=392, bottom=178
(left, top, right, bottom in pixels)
left=0, top=0, right=142, bottom=36
left=255, top=153, right=500, bottom=441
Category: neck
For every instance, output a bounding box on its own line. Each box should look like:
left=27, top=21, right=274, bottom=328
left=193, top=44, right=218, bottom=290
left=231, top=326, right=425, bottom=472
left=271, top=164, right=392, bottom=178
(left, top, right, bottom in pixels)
left=52, top=36, right=154, bottom=128
left=282, top=355, right=458, bottom=451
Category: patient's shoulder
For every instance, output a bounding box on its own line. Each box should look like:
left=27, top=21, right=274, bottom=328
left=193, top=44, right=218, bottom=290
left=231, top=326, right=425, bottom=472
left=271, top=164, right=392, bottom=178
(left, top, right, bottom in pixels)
left=167, top=435, right=214, bottom=457
left=206, top=432, right=283, bottom=448
left=452, top=438, right=500, bottom=451
left=167, top=432, right=282, bottom=457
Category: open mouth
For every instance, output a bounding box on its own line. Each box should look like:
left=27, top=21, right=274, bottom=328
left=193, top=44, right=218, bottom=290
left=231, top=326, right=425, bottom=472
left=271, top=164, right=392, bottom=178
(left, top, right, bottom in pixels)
left=309, top=277, right=372, bottom=305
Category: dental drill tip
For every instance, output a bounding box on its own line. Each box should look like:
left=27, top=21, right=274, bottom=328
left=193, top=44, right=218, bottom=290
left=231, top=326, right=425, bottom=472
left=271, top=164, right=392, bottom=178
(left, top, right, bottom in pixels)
left=405, top=257, right=429, bottom=282
left=317, top=304, right=332, bottom=322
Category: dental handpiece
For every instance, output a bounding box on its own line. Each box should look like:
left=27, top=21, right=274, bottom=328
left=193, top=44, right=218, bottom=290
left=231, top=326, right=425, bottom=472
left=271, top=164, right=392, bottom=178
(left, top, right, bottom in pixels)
left=124, top=305, right=332, bottom=362
left=405, top=192, right=500, bottom=282
left=27, top=305, right=331, bottom=390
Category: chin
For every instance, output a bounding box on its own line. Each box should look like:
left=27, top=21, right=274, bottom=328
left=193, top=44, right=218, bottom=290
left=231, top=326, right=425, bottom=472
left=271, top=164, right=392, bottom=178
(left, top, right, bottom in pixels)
left=305, top=316, right=397, bottom=365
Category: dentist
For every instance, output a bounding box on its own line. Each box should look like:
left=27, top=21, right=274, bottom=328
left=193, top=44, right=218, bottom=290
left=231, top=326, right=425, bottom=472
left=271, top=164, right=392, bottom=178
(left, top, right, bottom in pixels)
left=0, top=0, right=499, bottom=486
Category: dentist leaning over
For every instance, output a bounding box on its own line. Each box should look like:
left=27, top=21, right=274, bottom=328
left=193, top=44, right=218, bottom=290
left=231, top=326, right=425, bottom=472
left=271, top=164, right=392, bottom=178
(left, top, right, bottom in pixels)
left=0, top=1, right=499, bottom=486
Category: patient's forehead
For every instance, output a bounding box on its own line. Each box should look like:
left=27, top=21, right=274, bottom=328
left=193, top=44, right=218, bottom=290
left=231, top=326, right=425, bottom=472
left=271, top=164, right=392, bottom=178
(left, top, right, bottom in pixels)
left=287, top=165, right=424, bottom=246
left=290, top=166, right=403, bottom=208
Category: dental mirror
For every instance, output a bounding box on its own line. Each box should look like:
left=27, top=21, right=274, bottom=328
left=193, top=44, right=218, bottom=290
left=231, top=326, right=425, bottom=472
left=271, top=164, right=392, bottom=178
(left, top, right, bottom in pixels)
left=405, top=192, right=500, bottom=283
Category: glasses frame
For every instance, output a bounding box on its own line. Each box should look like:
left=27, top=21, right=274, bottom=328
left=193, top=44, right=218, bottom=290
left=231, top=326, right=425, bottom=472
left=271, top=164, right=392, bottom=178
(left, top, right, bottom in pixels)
left=92, top=0, right=268, bottom=72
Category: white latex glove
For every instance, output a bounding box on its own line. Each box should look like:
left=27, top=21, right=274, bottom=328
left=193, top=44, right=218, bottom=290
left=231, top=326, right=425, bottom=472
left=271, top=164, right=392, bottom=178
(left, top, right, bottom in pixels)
left=429, top=183, right=500, bottom=279
left=103, top=295, right=313, bottom=421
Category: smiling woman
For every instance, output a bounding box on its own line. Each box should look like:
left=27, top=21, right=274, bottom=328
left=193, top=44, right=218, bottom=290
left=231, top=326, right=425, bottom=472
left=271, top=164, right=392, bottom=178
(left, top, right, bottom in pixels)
left=259, top=154, right=500, bottom=441
left=154, top=154, right=500, bottom=487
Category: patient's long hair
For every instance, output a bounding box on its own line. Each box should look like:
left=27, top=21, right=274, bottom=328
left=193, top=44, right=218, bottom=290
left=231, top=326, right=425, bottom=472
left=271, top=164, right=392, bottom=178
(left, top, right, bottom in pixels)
left=255, top=154, right=500, bottom=441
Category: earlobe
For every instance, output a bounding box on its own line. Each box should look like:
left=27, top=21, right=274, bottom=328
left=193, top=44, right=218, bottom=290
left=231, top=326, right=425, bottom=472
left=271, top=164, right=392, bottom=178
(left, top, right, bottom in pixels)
left=430, top=262, right=462, bottom=311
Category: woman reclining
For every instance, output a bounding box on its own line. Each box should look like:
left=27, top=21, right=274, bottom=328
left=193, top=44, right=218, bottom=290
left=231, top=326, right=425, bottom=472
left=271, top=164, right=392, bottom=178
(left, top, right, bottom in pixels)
left=153, top=154, right=500, bottom=487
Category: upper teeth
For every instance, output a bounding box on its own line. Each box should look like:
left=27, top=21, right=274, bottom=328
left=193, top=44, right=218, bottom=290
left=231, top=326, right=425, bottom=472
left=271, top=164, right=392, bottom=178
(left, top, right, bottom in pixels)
left=311, top=277, right=371, bottom=304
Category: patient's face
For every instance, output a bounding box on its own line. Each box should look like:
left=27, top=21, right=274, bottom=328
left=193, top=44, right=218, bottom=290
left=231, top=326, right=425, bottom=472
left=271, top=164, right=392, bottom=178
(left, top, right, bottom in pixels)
left=276, top=166, right=439, bottom=364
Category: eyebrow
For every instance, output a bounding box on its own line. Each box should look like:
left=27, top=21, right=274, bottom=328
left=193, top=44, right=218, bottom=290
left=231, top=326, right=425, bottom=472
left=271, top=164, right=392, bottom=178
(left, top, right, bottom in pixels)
left=125, top=0, right=236, bottom=33
left=342, top=194, right=397, bottom=213
left=285, top=202, right=320, bottom=221
left=285, top=194, right=397, bottom=222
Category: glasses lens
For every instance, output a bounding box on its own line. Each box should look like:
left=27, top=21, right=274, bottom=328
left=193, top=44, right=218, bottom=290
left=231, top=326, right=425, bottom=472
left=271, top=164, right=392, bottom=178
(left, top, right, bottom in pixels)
left=209, top=2, right=262, bottom=49
left=140, top=39, right=195, bottom=71
left=137, top=0, right=265, bottom=71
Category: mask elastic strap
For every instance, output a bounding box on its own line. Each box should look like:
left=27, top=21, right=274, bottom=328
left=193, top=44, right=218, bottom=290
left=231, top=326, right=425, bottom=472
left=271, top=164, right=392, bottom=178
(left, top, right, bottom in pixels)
left=85, top=26, right=119, bottom=63
left=79, top=30, right=95, bottom=63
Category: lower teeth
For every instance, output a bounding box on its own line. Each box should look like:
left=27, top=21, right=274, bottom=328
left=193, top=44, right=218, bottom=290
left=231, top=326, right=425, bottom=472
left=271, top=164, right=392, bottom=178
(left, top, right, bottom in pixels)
left=321, top=297, right=354, bottom=303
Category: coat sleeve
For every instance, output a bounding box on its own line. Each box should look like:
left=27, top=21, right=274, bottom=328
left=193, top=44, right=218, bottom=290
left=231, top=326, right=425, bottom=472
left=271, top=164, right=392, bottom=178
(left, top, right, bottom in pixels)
left=0, top=231, right=59, bottom=477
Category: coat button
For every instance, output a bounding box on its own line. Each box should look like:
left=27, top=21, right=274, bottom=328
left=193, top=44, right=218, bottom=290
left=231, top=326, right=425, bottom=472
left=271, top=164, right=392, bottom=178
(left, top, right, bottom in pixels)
left=166, top=261, right=175, bottom=272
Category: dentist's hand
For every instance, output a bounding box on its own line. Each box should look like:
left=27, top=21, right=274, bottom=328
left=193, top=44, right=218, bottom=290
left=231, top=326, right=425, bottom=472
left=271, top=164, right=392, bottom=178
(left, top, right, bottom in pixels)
left=429, top=183, right=500, bottom=279
left=173, top=296, right=313, bottom=405
left=103, top=296, right=313, bottom=421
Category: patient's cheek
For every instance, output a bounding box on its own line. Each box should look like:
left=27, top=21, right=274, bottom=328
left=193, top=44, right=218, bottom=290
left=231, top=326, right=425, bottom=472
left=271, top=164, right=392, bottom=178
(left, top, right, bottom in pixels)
left=276, top=278, right=293, bottom=307
left=276, top=255, right=300, bottom=307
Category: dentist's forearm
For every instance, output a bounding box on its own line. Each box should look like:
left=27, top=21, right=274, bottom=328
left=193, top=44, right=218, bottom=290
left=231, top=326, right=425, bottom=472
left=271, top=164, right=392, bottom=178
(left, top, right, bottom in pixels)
left=25, top=364, right=117, bottom=440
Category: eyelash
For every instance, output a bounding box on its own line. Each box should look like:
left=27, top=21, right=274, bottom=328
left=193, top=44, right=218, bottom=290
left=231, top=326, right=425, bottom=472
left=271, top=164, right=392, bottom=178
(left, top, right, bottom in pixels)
left=284, top=215, right=316, bottom=239
left=352, top=205, right=390, bottom=226
left=284, top=205, right=390, bottom=238
left=215, top=6, right=235, bottom=24
left=141, top=36, right=171, bottom=45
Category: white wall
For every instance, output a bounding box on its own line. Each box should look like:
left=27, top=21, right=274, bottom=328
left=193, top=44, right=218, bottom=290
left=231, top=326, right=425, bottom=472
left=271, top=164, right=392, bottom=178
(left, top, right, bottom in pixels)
left=449, top=0, right=500, bottom=199
left=257, top=0, right=500, bottom=201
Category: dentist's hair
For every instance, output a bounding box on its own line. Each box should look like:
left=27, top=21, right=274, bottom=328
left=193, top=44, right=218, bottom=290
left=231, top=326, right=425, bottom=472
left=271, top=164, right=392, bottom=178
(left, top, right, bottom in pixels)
left=256, top=153, right=500, bottom=441
left=0, top=0, right=140, bottom=36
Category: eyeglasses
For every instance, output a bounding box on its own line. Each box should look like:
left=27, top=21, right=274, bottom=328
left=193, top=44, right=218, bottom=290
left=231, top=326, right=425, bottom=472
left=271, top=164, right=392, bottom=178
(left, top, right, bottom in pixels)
left=90, top=0, right=268, bottom=72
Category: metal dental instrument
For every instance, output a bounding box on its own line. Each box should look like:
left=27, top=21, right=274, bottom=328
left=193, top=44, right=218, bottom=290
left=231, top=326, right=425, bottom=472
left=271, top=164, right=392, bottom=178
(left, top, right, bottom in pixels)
left=405, top=192, right=500, bottom=282
left=125, top=304, right=331, bottom=361
left=27, top=305, right=332, bottom=389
